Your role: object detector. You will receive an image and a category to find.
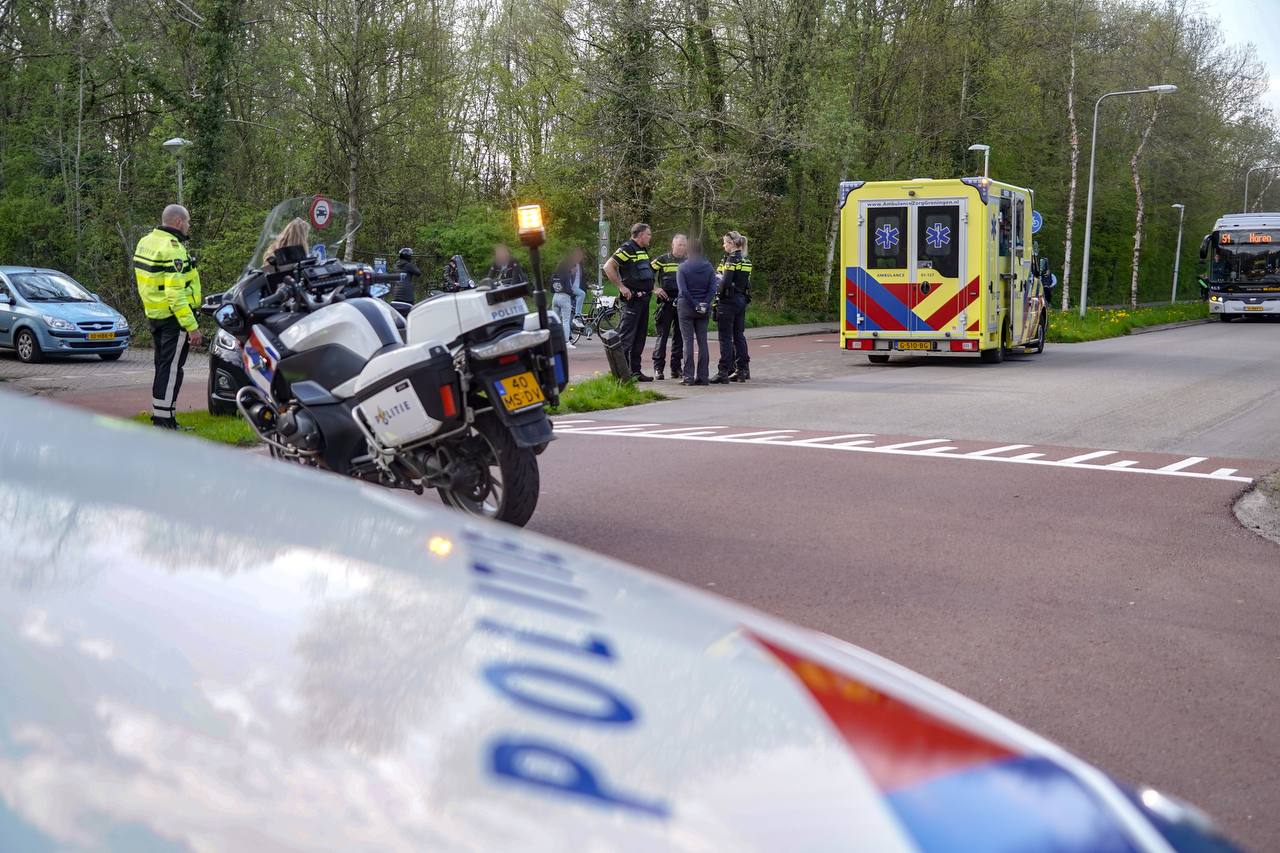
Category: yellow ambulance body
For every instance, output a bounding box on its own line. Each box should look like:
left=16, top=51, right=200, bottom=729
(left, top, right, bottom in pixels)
left=838, top=177, right=1048, bottom=363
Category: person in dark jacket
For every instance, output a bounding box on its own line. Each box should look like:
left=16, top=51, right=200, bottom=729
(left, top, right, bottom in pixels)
left=393, top=247, right=421, bottom=303
left=486, top=244, right=528, bottom=285
left=550, top=249, right=585, bottom=349
left=603, top=223, right=656, bottom=381
left=649, top=234, right=686, bottom=380
left=711, top=231, right=752, bottom=383
left=676, top=238, right=718, bottom=385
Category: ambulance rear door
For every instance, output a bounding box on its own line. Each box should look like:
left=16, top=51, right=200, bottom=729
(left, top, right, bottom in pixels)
left=912, top=199, right=973, bottom=340
left=850, top=201, right=911, bottom=335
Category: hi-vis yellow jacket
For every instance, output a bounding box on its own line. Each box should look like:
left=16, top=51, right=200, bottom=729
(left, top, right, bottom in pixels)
left=133, top=227, right=201, bottom=332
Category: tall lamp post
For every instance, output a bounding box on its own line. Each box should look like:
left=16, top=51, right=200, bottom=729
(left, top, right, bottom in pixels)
left=968, top=143, right=991, bottom=178
left=1170, top=203, right=1185, bottom=302
left=1242, top=165, right=1280, bottom=212
left=1078, top=84, right=1177, bottom=318
left=162, top=137, right=192, bottom=205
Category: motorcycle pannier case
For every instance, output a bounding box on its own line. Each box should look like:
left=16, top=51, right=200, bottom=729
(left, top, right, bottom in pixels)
left=352, top=342, right=462, bottom=449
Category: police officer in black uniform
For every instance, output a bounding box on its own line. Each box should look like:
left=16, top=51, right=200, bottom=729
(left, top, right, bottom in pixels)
left=486, top=244, right=528, bottom=285
left=711, top=230, right=752, bottom=383
left=649, top=233, right=686, bottom=380
left=604, top=222, right=656, bottom=381
left=393, top=247, right=421, bottom=303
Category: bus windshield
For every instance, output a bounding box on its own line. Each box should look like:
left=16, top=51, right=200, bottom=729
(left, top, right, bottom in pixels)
left=1213, top=230, right=1280, bottom=284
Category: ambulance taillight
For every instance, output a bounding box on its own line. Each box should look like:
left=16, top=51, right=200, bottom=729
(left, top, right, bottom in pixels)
left=949, top=341, right=979, bottom=352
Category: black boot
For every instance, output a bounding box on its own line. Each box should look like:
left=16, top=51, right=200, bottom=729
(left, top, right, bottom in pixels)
left=710, top=374, right=731, bottom=384
left=655, top=368, right=664, bottom=380
left=672, top=367, right=682, bottom=380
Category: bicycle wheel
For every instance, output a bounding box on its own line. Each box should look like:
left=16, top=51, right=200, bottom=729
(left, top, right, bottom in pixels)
left=599, top=306, right=622, bottom=333
left=570, top=319, right=584, bottom=345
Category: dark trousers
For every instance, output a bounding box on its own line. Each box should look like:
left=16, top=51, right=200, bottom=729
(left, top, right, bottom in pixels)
left=652, top=298, right=683, bottom=374
left=618, top=292, right=652, bottom=373
left=715, top=294, right=749, bottom=377
left=150, top=316, right=191, bottom=422
left=677, top=299, right=710, bottom=382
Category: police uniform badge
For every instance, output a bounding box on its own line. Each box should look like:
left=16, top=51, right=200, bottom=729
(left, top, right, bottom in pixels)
left=173, top=258, right=186, bottom=274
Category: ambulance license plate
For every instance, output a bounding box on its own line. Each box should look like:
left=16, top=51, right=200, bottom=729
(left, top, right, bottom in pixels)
left=897, top=341, right=931, bottom=351
left=86, top=332, right=115, bottom=340
left=1245, top=305, right=1264, bottom=311
left=496, top=371, right=545, bottom=411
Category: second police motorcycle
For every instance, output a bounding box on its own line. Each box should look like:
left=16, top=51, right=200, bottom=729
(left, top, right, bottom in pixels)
left=203, top=196, right=567, bottom=526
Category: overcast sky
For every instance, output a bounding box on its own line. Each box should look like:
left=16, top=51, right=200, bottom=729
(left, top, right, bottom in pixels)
left=1211, top=0, right=1280, bottom=113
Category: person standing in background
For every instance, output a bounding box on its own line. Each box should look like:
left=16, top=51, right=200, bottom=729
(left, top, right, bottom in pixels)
left=133, top=204, right=203, bottom=428
left=561, top=246, right=588, bottom=324
left=676, top=237, right=717, bottom=386
left=550, top=250, right=579, bottom=349
left=711, top=230, right=752, bottom=384
left=393, top=247, right=421, bottom=303
left=650, top=234, right=686, bottom=380
left=603, top=223, right=656, bottom=381
left=487, top=244, right=528, bottom=284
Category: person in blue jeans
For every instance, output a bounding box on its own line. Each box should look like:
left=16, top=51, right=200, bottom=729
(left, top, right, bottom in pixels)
left=676, top=238, right=718, bottom=385
left=550, top=249, right=586, bottom=350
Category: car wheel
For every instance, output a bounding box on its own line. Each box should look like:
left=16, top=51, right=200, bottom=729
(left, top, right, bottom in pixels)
left=14, top=329, right=42, bottom=364
left=98, top=352, right=123, bottom=362
left=867, top=354, right=890, bottom=364
left=1032, top=312, right=1047, bottom=354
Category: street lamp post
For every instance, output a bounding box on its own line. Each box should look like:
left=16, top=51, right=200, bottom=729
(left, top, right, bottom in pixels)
left=1078, top=85, right=1178, bottom=319
left=1243, top=164, right=1280, bottom=212
left=162, top=137, right=192, bottom=205
left=968, top=143, right=991, bottom=179
left=1170, top=203, right=1185, bottom=302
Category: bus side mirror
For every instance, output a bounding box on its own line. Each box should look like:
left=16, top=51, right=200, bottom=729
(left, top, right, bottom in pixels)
left=1198, top=234, right=1212, bottom=261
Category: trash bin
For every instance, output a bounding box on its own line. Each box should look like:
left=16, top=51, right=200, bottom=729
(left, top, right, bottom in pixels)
left=599, top=329, right=632, bottom=382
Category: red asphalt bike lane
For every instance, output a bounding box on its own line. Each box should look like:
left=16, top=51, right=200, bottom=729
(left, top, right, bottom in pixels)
left=528, top=432, right=1280, bottom=850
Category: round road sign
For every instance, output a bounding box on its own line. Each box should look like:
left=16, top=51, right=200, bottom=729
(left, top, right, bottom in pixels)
left=1031, top=209, right=1044, bottom=235
left=310, top=196, right=333, bottom=230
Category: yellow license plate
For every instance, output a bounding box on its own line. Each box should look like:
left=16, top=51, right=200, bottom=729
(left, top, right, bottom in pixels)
left=86, top=331, right=115, bottom=340
left=497, top=371, right=545, bottom=411
left=1245, top=305, right=1264, bottom=311
left=897, top=341, right=931, bottom=351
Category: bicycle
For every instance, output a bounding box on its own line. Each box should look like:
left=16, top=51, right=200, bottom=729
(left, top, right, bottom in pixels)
left=570, top=285, right=622, bottom=345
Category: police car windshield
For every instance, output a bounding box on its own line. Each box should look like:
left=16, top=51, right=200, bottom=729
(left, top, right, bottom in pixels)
left=12, top=272, right=95, bottom=302
left=1214, top=230, right=1280, bottom=283
left=247, top=196, right=361, bottom=273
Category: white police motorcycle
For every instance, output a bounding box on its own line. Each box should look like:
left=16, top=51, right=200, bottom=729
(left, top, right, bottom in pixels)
left=205, top=197, right=567, bottom=526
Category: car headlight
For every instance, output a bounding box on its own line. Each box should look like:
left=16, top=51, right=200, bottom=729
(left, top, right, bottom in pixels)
left=215, top=329, right=239, bottom=352
left=42, top=315, right=75, bottom=331
left=115, top=317, right=129, bottom=331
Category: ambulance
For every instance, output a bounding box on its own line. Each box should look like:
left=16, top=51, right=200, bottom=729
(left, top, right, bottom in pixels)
left=838, top=177, right=1054, bottom=363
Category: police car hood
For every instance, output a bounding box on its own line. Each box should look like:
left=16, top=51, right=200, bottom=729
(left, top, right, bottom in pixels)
left=0, top=393, right=1231, bottom=852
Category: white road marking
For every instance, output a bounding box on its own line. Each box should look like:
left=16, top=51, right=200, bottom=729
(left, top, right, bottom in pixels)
left=552, top=422, right=1255, bottom=483
left=554, top=419, right=598, bottom=425
left=1158, top=456, right=1208, bottom=473
left=874, top=438, right=951, bottom=450
left=965, top=444, right=1031, bottom=457
left=1057, top=450, right=1115, bottom=464
left=716, top=429, right=797, bottom=440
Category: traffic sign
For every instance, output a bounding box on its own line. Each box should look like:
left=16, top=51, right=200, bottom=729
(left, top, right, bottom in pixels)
left=373, top=257, right=387, bottom=273
left=1031, top=209, right=1044, bottom=234
left=310, top=196, right=333, bottom=230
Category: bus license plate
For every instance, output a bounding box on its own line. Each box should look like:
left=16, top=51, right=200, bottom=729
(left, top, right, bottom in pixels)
left=1245, top=305, right=1264, bottom=311
left=897, top=341, right=931, bottom=351
left=497, top=371, right=545, bottom=411
left=86, top=332, right=115, bottom=340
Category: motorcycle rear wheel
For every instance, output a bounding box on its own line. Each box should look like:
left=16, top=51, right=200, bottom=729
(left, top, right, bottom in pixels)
left=438, top=414, right=539, bottom=526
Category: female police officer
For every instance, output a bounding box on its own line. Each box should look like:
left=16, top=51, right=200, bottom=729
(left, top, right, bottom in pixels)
left=711, top=231, right=751, bottom=383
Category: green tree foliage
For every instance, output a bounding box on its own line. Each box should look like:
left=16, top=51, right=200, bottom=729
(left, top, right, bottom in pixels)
left=0, top=0, right=1276, bottom=322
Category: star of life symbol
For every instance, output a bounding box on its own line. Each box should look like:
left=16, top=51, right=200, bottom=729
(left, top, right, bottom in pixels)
left=925, top=222, right=951, bottom=250
left=874, top=223, right=900, bottom=251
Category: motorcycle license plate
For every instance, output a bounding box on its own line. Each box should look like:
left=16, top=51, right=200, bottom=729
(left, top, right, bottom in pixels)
left=496, top=371, right=545, bottom=411
left=86, top=332, right=115, bottom=340
left=897, top=341, right=931, bottom=351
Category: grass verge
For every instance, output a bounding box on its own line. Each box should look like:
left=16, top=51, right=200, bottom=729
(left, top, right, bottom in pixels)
left=131, top=410, right=259, bottom=447
left=548, top=374, right=666, bottom=415
left=1047, top=302, right=1209, bottom=343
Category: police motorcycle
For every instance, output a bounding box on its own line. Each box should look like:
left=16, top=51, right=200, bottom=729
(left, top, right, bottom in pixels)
left=204, top=197, right=567, bottom=527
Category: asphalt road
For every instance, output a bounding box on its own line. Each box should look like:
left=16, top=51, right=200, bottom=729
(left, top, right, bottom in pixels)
left=4, top=317, right=1279, bottom=848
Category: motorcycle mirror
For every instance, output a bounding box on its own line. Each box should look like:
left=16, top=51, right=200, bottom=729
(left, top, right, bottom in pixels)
left=1038, top=257, right=1050, bottom=276
left=214, top=303, right=244, bottom=335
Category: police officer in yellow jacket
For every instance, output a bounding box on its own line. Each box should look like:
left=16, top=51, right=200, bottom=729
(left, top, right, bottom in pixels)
left=134, top=204, right=203, bottom=428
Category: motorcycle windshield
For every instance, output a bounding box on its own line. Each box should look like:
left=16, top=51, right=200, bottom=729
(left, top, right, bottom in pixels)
left=246, top=196, right=361, bottom=273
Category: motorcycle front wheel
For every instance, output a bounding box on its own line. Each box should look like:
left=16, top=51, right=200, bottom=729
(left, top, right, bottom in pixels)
left=437, top=414, right=540, bottom=526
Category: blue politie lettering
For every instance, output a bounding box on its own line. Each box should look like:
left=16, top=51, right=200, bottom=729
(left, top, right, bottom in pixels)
left=478, top=618, right=614, bottom=661
left=484, top=663, right=635, bottom=724
left=490, top=738, right=669, bottom=818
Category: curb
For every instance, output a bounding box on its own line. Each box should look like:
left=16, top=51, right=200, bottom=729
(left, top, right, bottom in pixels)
left=1127, top=318, right=1213, bottom=335
left=1234, top=471, right=1280, bottom=548
left=745, top=326, right=839, bottom=340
